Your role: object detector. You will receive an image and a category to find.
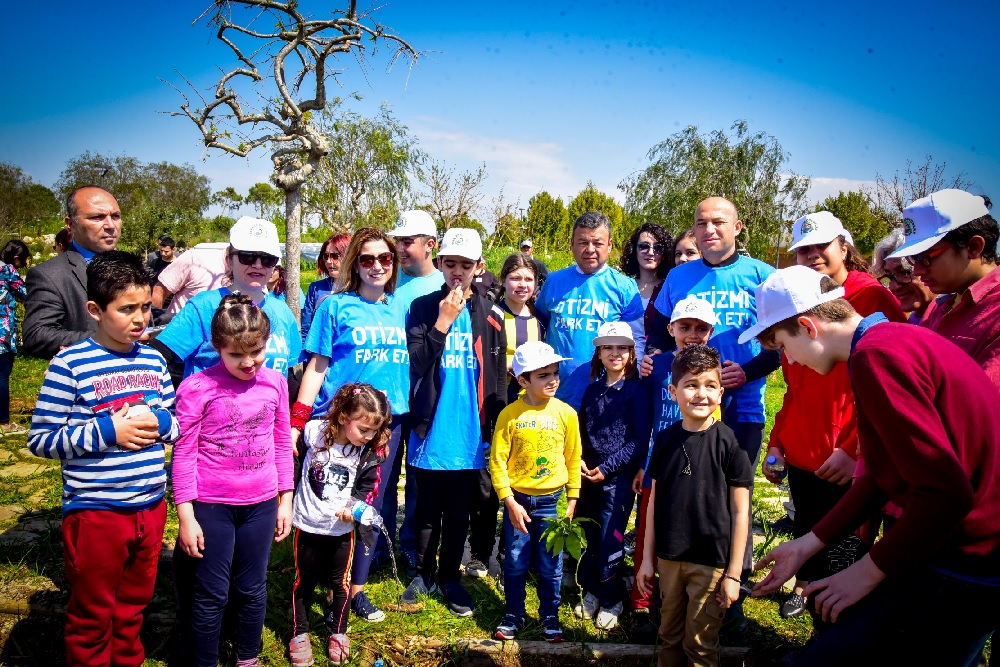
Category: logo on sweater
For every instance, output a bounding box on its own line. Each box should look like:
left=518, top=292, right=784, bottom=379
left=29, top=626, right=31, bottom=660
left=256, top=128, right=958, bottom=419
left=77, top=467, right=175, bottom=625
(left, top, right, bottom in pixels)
left=799, top=218, right=818, bottom=235
left=531, top=456, right=551, bottom=480
left=308, top=459, right=350, bottom=500
left=902, top=218, right=917, bottom=236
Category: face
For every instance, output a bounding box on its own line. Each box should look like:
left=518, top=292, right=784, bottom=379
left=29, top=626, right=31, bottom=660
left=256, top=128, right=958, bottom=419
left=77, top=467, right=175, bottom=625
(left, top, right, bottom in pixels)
left=356, top=240, right=394, bottom=291
left=322, top=243, right=343, bottom=279
left=668, top=318, right=714, bottom=349
left=636, top=232, right=664, bottom=272
left=572, top=225, right=612, bottom=274
left=882, top=257, right=934, bottom=313
left=693, top=198, right=742, bottom=257
left=340, top=413, right=382, bottom=448
left=67, top=188, right=121, bottom=252
left=230, top=250, right=278, bottom=293
left=795, top=239, right=846, bottom=279
left=599, top=344, right=632, bottom=375
left=909, top=240, right=971, bottom=295
left=159, top=244, right=175, bottom=261
left=668, top=369, right=723, bottom=421
left=441, top=255, right=482, bottom=290
left=674, top=236, right=701, bottom=265
left=503, top=267, right=536, bottom=305
left=520, top=245, right=533, bottom=257
left=87, top=285, right=151, bottom=353
left=518, top=363, right=561, bottom=401
left=218, top=340, right=267, bottom=381
left=395, top=235, right=434, bottom=271
left=770, top=319, right=837, bottom=375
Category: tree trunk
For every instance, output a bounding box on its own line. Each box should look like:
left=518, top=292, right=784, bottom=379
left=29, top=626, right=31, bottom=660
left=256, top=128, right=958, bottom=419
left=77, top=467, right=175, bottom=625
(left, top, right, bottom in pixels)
left=284, top=185, right=302, bottom=322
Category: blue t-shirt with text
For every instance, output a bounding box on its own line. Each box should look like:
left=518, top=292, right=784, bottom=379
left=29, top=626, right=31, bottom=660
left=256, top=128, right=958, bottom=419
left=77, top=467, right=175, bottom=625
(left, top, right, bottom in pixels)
left=642, top=351, right=681, bottom=488
left=395, top=270, right=444, bottom=308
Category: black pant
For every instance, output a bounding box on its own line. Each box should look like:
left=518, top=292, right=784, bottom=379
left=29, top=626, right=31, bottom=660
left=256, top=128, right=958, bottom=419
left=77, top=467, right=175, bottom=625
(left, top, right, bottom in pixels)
left=292, top=529, right=354, bottom=635
left=468, top=467, right=500, bottom=563
left=413, top=467, right=478, bottom=583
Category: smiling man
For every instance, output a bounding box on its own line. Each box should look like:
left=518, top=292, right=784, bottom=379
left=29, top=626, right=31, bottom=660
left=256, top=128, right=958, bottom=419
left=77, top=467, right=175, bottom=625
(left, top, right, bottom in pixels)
left=23, top=185, right=122, bottom=358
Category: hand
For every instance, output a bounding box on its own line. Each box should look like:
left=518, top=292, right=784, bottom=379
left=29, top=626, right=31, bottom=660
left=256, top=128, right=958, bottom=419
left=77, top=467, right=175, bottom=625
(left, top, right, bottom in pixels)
left=639, top=350, right=658, bottom=378
left=291, top=427, right=302, bottom=457
left=110, top=403, right=160, bottom=451
left=763, top=447, right=787, bottom=485
left=753, top=532, right=824, bottom=597
left=582, top=466, right=605, bottom=483
left=274, top=491, right=293, bottom=542
left=803, top=554, right=886, bottom=623
left=632, top=468, right=645, bottom=494
left=434, top=286, right=465, bottom=332
left=716, top=575, right=740, bottom=609
left=815, top=448, right=856, bottom=485
left=565, top=498, right=576, bottom=520
left=335, top=508, right=353, bottom=523
left=637, top=557, right=656, bottom=595
left=720, top=360, right=746, bottom=389
left=504, top=497, right=531, bottom=533
left=178, top=516, right=205, bottom=559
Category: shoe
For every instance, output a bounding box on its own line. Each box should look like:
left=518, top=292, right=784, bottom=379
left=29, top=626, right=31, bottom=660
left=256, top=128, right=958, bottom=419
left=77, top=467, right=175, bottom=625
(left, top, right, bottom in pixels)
left=595, top=601, right=623, bottom=630
left=327, top=634, right=350, bottom=665
left=351, top=590, right=386, bottom=622
left=0, top=423, right=28, bottom=437
left=465, top=558, right=488, bottom=578
left=494, top=613, right=524, bottom=640
left=632, top=608, right=658, bottom=644
left=541, top=615, right=563, bottom=643
left=623, top=529, right=636, bottom=556
left=441, top=580, right=475, bottom=617
left=288, top=633, right=314, bottom=667
left=236, top=659, right=262, bottom=667
left=770, top=515, right=795, bottom=534
left=780, top=593, right=806, bottom=619
left=572, top=592, right=599, bottom=620
left=402, top=551, right=418, bottom=579
left=723, top=601, right=749, bottom=634
left=400, top=575, right=438, bottom=605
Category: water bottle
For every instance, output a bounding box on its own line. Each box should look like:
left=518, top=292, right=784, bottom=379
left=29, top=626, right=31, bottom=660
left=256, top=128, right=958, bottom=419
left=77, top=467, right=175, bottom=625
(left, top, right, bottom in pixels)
left=352, top=501, right=378, bottom=526
left=765, top=455, right=787, bottom=482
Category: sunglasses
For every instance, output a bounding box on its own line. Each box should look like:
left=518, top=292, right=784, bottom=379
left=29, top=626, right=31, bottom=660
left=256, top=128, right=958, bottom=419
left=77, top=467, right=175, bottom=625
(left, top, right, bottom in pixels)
left=358, top=252, right=394, bottom=269
left=322, top=251, right=341, bottom=260
left=879, top=270, right=913, bottom=285
left=910, top=243, right=951, bottom=268
left=233, top=251, right=279, bottom=268
left=637, top=241, right=666, bottom=254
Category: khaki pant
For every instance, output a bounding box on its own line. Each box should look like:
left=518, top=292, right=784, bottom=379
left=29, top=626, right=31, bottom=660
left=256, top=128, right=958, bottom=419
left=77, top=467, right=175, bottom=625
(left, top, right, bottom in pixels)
left=656, top=559, right=726, bottom=667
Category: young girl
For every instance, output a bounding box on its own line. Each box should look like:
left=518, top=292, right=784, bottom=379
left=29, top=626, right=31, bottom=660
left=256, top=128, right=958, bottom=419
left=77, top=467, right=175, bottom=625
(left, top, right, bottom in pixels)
left=173, top=293, right=295, bottom=667
left=673, top=228, right=701, bottom=266
left=574, top=321, right=652, bottom=630
left=289, top=383, right=391, bottom=667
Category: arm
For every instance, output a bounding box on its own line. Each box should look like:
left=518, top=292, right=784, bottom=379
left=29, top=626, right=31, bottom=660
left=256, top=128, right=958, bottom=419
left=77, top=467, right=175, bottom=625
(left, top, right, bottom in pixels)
left=152, top=360, right=180, bottom=443
left=646, top=285, right=674, bottom=353
left=406, top=295, right=450, bottom=377
left=151, top=283, right=172, bottom=309
left=718, top=485, right=750, bottom=608
left=564, top=409, right=583, bottom=501
left=301, top=282, right=318, bottom=341
left=737, top=349, right=782, bottom=384
left=148, top=338, right=185, bottom=397
left=22, top=265, right=90, bottom=358
left=489, top=413, right=514, bottom=502
left=637, top=479, right=658, bottom=594
left=170, top=377, right=204, bottom=505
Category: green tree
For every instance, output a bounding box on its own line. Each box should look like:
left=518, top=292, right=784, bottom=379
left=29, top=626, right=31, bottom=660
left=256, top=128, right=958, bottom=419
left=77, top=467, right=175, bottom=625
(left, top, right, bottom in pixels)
left=526, top=191, right=569, bottom=250
left=567, top=182, right=625, bottom=246
left=817, top=190, right=894, bottom=256
left=0, top=163, right=61, bottom=239
left=211, top=187, right=244, bottom=218
left=245, top=183, right=283, bottom=220
left=620, top=120, right=810, bottom=260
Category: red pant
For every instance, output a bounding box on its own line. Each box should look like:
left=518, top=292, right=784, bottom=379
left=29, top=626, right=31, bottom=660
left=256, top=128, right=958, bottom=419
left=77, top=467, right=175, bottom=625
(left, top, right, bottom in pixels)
left=630, top=487, right=652, bottom=609
left=62, top=500, right=166, bottom=667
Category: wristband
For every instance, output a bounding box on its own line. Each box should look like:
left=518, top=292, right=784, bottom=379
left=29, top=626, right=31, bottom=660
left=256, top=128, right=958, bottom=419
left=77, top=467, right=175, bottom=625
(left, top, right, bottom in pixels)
left=290, top=401, right=313, bottom=431
left=722, top=573, right=741, bottom=584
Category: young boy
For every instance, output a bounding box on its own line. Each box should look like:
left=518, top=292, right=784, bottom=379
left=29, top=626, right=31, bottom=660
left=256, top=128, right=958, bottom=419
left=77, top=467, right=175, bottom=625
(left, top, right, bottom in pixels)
left=638, top=344, right=751, bottom=667
left=748, top=265, right=1000, bottom=666
left=28, top=250, right=179, bottom=666
left=630, top=295, right=717, bottom=639
left=490, top=341, right=582, bottom=643
left=401, top=228, right=507, bottom=617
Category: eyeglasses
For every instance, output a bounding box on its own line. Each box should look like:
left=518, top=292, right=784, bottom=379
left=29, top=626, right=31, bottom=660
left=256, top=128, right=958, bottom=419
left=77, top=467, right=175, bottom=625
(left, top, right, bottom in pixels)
left=322, top=251, right=341, bottom=261
left=233, top=251, right=279, bottom=268
left=637, top=241, right=666, bottom=254
left=879, top=270, right=913, bottom=285
left=358, top=252, right=394, bottom=269
left=909, top=243, right=951, bottom=268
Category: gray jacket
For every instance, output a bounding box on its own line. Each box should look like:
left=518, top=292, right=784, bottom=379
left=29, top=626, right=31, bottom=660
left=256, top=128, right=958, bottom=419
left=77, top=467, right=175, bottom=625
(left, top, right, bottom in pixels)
left=23, top=249, right=95, bottom=359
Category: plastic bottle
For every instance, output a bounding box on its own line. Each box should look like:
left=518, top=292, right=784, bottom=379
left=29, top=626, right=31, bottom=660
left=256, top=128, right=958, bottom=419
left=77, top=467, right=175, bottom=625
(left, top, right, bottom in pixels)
left=765, top=455, right=787, bottom=482
left=352, top=501, right=378, bottom=526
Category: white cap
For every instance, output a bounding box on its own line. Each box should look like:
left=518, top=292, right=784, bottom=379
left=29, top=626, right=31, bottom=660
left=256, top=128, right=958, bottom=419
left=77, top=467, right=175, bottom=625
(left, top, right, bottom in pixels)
left=592, top=321, right=635, bottom=347
left=789, top=211, right=854, bottom=250
left=888, top=189, right=991, bottom=258
left=230, top=216, right=281, bottom=258
left=737, top=266, right=846, bottom=344
left=670, top=296, right=717, bottom=326
left=439, top=228, right=483, bottom=261
left=520, top=238, right=533, bottom=248
left=512, top=341, right=570, bottom=377
left=388, top=210, right=437, bottom=238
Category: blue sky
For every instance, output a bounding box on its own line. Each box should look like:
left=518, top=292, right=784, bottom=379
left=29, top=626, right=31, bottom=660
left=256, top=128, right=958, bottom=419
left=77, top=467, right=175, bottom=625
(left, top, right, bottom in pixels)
left=2, top=0, right=996, bottom=220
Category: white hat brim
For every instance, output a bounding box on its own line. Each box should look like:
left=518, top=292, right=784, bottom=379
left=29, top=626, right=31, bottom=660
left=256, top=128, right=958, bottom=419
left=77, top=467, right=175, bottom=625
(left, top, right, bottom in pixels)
left=592, top=335, right=635, bottom=347
left=886, top=231, right=947, bottom=259
left=737, top=287, right=846, bottom=345
left=789, top=229, right=849, bottom=251
left=514, top=354, right=570, bottom=376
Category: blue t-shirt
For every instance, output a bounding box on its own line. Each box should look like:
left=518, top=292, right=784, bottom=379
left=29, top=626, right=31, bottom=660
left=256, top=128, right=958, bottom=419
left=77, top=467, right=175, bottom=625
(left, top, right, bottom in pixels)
left=407, top=308, right=483, bottom=470
left=305, top=291, right=410, bottom=416
left=534, top=264, right=645, bottom=409
left=394, top=270, right=444, bottom=309
left=302, top=277, right=336, bottom=342
left=273, top=286, right=306, bottom=306
left=642, top=351, right=680, bottom=488
left=653, top=256, right=774, bottom=423
left=157, top=287, right=302, bottom=379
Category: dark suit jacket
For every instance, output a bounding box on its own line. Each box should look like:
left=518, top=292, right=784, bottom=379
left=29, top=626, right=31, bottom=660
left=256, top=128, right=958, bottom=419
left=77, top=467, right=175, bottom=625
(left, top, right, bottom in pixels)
left=23, top=249, right=95, bottom=358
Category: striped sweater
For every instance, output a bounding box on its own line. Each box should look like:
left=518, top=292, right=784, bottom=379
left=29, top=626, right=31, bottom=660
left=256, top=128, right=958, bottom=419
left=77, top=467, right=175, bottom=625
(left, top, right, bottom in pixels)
left=28, top=338, right=179, bottom=514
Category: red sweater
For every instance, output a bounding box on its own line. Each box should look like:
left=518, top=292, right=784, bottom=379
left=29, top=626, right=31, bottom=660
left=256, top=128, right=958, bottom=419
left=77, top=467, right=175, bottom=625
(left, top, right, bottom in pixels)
left=769, top=272, right=906, bottom=472
left=813, top=321, right=1000, bottom=578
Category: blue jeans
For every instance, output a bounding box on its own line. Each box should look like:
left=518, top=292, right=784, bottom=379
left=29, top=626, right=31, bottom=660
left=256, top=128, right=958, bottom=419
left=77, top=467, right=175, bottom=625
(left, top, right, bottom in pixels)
left=378, top=417, right=418, bottom=557
left=352, top=414, right=402, bottom=585
left=0, top=352, right=13, bottom=424
left=503, top=490, right=563, bottom=620
left=577, top=471, right=637, bottom=608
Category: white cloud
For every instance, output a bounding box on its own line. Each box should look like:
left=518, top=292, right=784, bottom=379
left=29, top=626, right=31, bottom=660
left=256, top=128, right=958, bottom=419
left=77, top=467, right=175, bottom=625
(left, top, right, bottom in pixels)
left=806, top=176, right=877, bottom=207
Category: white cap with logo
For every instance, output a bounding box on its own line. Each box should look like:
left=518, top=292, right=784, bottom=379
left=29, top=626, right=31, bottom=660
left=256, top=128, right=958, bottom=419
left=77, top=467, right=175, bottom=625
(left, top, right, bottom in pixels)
left=512, top=341, right=570, bottom=377
left=789, top=211, right=854, bottom=250
left=230, top=216, right=281, bottom=258
left=438, top=228, right=483, bottom=261
left=388, top=210, right=438, bottom=238
left=888, top=189, right=990, bottom=259
left=592, top=321, right=635, bottom=347
left=737, top=265, right=846, bottom=344
left=520, top=238, right=533, bottom=248
left=670, top=296, right=717, bottom=326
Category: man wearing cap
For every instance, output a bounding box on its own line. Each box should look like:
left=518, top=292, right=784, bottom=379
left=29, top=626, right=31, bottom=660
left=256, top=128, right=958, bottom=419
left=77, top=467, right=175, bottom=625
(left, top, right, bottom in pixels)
left=23, top=186, right=122, bottom=358
left=534, top=212, right=645, bottom=410
left=747, top=265, right=1000, bottom=667
left=520, top=239, right=548, bottom=287
left=888, top=189, right=1000, bottom=387
left=389, top=210, right=444, bottom=303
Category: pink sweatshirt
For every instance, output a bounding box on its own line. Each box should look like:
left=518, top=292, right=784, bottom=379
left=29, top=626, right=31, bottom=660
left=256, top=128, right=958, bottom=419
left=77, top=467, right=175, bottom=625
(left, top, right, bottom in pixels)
left=172, top=363, right=293, bottom=505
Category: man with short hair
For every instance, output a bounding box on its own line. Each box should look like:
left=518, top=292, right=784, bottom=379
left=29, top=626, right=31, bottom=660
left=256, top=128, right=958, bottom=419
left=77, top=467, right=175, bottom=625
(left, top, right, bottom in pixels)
left=534, top=212, right=645, bottom=410
left=23, top=185, right=121, bottom=358
left=147, top=236, right=176, bottom=283
left=152, top=242, right=229, bottom=318
left=520, top=238, right=548, bottom=287
left=389, top=210, right=443, bottom=300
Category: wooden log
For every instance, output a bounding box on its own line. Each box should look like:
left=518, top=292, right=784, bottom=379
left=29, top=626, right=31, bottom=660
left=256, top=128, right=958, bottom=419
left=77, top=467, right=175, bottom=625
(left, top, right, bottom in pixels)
left=449, top=637, right=748, bottom=660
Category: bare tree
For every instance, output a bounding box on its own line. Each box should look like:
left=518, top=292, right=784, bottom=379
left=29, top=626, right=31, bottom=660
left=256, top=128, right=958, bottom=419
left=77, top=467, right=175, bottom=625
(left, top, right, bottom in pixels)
left=419, top=160, right=487, bottom=233
left=168, top=0, right=417, bottom=318
left=485, top=186, right=522, bottom=251
left=870, top=155, right=975, bottom=217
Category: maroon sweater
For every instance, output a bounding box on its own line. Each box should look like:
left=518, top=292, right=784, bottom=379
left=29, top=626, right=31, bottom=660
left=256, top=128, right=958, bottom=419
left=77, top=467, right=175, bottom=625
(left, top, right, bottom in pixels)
left=813, top=321, right=1000, bottom=578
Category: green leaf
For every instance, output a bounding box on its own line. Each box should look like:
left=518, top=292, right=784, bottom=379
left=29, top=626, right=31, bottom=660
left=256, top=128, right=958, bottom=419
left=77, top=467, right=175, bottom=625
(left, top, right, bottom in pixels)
left=565, top=533, right=582, bottom=561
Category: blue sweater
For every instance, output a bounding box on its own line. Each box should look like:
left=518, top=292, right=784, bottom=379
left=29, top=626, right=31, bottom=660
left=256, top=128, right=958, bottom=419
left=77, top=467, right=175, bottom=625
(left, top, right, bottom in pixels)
left=578, top=377, right=652, bottom=477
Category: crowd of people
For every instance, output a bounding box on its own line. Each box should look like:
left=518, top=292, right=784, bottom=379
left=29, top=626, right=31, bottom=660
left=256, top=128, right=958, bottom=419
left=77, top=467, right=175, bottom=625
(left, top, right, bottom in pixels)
left=5, top=182, right=998, bottom=666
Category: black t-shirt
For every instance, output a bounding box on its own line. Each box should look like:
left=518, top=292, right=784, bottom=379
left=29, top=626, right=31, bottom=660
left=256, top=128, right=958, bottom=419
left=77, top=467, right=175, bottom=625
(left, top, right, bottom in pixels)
left=147, top=255, right=172, bottom=282
left=647, top=420, right=752, bottom=569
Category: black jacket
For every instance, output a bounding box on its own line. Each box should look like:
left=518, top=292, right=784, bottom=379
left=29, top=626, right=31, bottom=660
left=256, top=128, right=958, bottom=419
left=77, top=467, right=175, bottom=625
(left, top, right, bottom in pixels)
left=23, top=249, right=95, bottom=358
left=407, top=285, right=507, bottom=445
left=351, top=440, right=389, bottom=553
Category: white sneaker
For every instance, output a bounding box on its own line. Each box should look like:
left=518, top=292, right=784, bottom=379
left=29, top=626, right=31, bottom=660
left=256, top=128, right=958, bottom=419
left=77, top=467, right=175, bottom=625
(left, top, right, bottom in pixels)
left=595, top=601, right=623, bottom=630
left=572, top=592, right=599, bottom=620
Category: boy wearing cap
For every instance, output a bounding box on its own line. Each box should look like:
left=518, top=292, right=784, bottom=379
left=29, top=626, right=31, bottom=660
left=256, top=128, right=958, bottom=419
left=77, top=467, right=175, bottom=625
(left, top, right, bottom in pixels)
left=749, top=266, right=1000, bottom=667
left=388, top=210, right=443, bottom=296
left=490, top=341, right=582, bottom=642
left=401, top=228, right=507, bottom=617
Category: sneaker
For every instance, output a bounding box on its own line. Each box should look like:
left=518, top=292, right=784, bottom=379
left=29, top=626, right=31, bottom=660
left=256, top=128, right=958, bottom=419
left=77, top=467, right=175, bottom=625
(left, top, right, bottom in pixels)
left=236, top=659, right=262, bottom=667
left=288, top=633, right=314, bottom=667
left=494, top=613, right=524, bottom=640
left=0, top=423, right=28, bottom=437
left=623, top=529, right=636, bottom=556
left=400, top=575, right=437, bottom=606
left=541, top=615, right=563, bottom=643
left=595, top=601, right=623, bottom=630
left=572, top=592, right=599, bottom=620
left=441, top=580, right=475, bottom=617
left=465, top=558, right=489, bottom=578
left=402, top=551, right=418, bottom=579
left=351, top=590, right=386, bottom=622
left=632, top=608, right=658, bottom=644
left=327, top=634, right=350, bottom=665
left=780, top=593, right=806, bottom=619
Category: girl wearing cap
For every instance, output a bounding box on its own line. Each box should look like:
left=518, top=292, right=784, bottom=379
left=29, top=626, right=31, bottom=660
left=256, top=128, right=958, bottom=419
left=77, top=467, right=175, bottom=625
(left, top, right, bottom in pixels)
left=574, top=321, right=652, bottom=630
left=765, top=212, right=905, bottom=624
